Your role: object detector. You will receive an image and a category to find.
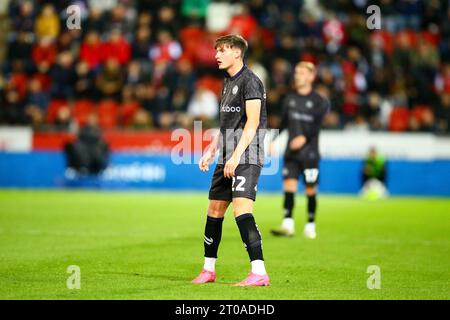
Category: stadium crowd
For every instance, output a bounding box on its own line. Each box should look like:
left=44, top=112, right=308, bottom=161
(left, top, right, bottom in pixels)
left=0, top=0, right=450, bottom=134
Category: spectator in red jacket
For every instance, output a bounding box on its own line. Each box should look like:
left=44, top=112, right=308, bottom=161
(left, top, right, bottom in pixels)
left=79, top=30, right=103, bottom=71
left=32, top=37, right=58, bottom=68
left=101, top=29, right=131, bottom=65
left=8, top=61, right=29, bottom=101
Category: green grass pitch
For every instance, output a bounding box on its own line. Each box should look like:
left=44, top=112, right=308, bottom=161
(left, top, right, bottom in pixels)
left=0, top=190, right=449, bottom=300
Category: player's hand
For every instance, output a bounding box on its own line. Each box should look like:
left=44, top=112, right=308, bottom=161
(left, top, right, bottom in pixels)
left=268, top=143, right=277, bottom=156
left=199, top=151, right=213, bottom=172
left=289, top=135, right=306, bottom=151
left=224, top=154, right=239, bottom=178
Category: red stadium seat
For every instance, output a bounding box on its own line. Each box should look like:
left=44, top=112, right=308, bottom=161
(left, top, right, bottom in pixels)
left=411, top=105, right=434, bottom=128
left=97, top=100, right=119, bottom=129
left=196, top=76, right=223, bottom=98
left=421, top=31, right=440, bottom=47
left=46, top=99, right=68, bottom=123
left=179, top=26, right=204, bottom=61
left=395, top=29, right=418, bottom=48
left=389, top=107, right=410, bottom=132
left=370, top=30, right=394, bottom=55
left=119, top=101, right=141, bottom=126
left=411, top=105, right=433, bottom=122
left=73, top=99, right=95, bottom=127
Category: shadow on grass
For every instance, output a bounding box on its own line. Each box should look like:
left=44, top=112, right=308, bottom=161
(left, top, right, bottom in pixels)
left=97, top=271, right=241, bottom=286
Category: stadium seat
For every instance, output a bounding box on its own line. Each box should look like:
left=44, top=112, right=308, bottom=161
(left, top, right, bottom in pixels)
left=73, top=99, right=95, bottom=127
left=388, top=107, right=410, bottom=132
left=421, top=31, right=440, bottom=47
left=370, top=30, right=394, bottom=55
left=9, top=73, right=28, bottom=99
left=196, top=76, right=223, bottom=98
left=395, top=29, right=418, bottom=48
left=119, top=101, right=141, bottom=126
left=411, top=105, right=433, bottom=122
left=46, top=99, right=68, bottom=123
left=179, top=26, right=204, bottom=56
left=97, top=100, right=119, bottom=129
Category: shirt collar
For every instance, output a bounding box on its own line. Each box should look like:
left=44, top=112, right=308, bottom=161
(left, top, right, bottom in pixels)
left=226, top=64, right=247, bottom=81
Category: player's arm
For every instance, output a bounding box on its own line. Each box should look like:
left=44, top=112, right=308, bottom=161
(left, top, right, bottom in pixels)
left=199, top=131, right=220, bottom=172
left=288, top=106, right=307, bottom=151
left=223, top=99, right=261, bottom=178
left=269, top=97, right=288, bottom=155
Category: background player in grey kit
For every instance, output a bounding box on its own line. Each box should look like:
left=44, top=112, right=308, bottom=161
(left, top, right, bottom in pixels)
left=192, top=34, right=270, bottom=286
left=271, top=62, right=329, bottom=239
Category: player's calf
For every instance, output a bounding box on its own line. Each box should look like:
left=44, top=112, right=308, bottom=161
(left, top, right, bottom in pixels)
left=234, top=212, right=269, bottom=286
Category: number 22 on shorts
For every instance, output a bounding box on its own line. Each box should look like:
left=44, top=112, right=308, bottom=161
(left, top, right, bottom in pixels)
left=232, top=176, right=246, bottom=191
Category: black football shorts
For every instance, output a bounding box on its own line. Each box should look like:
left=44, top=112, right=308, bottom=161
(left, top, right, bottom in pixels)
left=208, top=164, right=262, bottom=201
left=282, top=157, right=319, bottom=186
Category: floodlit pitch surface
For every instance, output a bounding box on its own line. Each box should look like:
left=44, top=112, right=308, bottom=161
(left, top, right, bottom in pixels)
left=0, top=190, right=448, bottom=299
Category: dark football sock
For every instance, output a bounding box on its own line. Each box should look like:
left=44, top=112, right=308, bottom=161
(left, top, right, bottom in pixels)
left=283, top=192, right=294, bottom=218
left=307, top=194, right=317, bottom=223
left=236, top=213, right=264, bottom=261
left=204, top=216, right=224, bottom=258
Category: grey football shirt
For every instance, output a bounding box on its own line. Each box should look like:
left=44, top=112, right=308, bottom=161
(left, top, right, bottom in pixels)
left=218, top=65, right=267, bottom=167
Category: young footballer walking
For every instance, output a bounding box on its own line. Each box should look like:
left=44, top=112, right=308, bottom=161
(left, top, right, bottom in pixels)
left=271, top=62, right=329, bottom=239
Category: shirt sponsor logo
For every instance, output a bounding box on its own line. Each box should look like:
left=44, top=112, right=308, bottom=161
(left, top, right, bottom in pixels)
left=221, top=105, right=241, bottom=113
left=292, top=112, right=313, bottom=122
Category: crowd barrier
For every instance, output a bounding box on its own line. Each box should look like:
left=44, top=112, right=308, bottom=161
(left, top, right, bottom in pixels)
left=1, top=151, right=449, bottom=196
left=1, top=128, right=449, bottom=196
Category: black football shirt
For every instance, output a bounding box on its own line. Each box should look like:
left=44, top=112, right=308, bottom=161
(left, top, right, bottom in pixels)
left=280, top=90, right=329, bottom=161
left=218, top=65, right=267, bottom=167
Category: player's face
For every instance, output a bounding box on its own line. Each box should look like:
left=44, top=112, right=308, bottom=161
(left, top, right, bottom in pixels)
left=215, top=44, right=238, bottom=70
left=294, top=66, right=315, bottom=88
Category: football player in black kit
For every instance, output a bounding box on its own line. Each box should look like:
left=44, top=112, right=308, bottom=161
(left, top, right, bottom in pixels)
left=192, top=35, right=270, bottom=286
left=271, top=62, right=329, bottom=239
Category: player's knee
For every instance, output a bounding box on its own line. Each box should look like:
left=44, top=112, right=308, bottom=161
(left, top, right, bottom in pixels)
left=283, top=179, right=298, bottom=193
left=305, top=185, right=317, bottom=196
left=233, top=206, right=253, bottom=217
left=284, top=186, right=297, bottom=193
left=207, top=209, right=225, bottom=218
left=207, top=205, right=226, bottom=218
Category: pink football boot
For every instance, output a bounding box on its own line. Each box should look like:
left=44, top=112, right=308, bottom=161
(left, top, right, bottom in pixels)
left=233, top=273, right=270, bottom=287
left=192, top=269, right=216, bottom=284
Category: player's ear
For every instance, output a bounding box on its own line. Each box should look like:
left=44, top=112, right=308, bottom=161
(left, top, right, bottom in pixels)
left=234, top=47, right=241, bottom=59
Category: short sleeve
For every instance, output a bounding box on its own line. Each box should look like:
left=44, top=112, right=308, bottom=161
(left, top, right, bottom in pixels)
left=244, top=76, right=264, bottom=101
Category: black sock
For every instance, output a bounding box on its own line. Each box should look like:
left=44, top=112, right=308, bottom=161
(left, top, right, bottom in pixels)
left=283, top=192, right=294, bottom=218
left=236, top=213, right=264, bottom=261
left=204, top=216, right=224, bottom=258
left=307, top=194, right=317, bottom=223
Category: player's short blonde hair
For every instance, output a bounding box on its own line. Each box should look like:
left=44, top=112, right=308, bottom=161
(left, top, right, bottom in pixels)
left=295, top=61, right=316, bottom=74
